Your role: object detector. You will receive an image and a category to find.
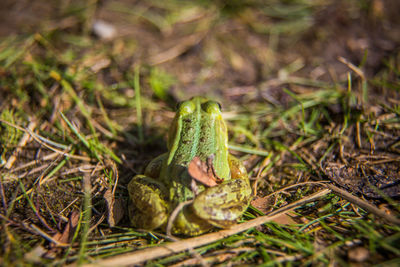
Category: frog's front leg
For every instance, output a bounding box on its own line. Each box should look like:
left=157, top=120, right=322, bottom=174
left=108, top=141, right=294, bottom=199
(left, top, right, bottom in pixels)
left=192, top=154, right=253, bottom=228
left=128, top=175, right=169, bottom=230
left=128, top=154, right=169, bottom=230
left=143, top=153, right=167, bottom=179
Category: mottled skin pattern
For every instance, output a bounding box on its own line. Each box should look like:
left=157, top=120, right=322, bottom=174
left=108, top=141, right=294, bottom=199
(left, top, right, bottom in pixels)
left=128, top=97, right=252, bottom=236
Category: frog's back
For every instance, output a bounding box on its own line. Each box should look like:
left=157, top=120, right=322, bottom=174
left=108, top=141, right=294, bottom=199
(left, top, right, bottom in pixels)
left=163, top=97, right=231, bottom=187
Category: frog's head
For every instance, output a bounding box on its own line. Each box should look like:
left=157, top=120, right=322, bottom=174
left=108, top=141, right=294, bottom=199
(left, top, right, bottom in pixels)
left=168, top=97, right=226, bottom=147
left=176, top=96, right=222, bottom=118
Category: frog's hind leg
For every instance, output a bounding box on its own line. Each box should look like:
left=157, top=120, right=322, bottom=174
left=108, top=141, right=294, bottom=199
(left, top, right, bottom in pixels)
left=128, top=175, right=169, bottom=230
left=171, top=205, right=213, bottom=236
left=192, top=154, right=252, bottom=228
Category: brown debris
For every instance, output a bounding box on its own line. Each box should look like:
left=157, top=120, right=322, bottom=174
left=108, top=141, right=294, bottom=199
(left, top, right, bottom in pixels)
left=104, top=188, right=125, bottom=227
left=188, top=156, right=223, bottom=187
left=44, top=211, right=80, bottom=258
left=325, top=161, right=400, bottom=198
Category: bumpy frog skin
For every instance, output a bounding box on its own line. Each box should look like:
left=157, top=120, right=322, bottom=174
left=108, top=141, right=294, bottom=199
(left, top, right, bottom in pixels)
left=128, top=97, right=252, bottom=236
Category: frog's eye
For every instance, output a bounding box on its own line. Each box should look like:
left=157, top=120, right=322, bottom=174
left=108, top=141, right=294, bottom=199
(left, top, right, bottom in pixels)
left=203, top=100, right=222, bottom=116
left=176, top=100, right=195, bottom=115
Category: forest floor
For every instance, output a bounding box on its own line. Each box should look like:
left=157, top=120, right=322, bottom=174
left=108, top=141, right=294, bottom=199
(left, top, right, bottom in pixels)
left=0, top=0, right=399, bottom=266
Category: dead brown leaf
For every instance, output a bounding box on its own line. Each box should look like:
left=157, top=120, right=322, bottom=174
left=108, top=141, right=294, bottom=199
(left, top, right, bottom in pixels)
left=53, top=211, right=79, bottom=246
left=251, top=196, right=296, bottom=225
left=104, top=188, right=125, bottom=227
left=270, top=213, right=297, bottom=225
left=188, top=156, right=223, bottom=187
left=44, top=211, right=79, bottom=258
left=251, top=196, right=273, bottom=214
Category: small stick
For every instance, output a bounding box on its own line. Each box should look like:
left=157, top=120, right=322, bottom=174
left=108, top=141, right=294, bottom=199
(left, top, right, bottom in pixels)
left=338, top=57, right=365, bottom=79
left=148, top=32, right=206, bottom=65
left=356, top=121, right=362, bottom=148
left=324, top=183, right=400, bottom=225
left=0, top=119, right=91, bottom=161
left=166, top=200, right=193, bottom=237
left=261, top=181, right=329, bottom=200
left=11, top=152, right=59, bottom=172
left=4, top=121, right=37, bottom=169
left=29, top=223, right=69, bottom=247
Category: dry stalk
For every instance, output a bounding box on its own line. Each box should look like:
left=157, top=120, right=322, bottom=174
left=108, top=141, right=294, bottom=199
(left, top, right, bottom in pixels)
left=4, top=121, right=37, bottom=169
left=324, top=183, right=400, bottom=225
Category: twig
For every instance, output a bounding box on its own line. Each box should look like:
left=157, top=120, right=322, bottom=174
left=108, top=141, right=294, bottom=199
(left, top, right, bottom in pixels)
left=0, top=176, right=7, bottom=210
left=324, top=183, right=400, bottom=225
left=356, top=121, right=362, bottom=148
left=58, top=197, right=79, bottom=217
left=252, top=155, right=272, bottom=195
left=338, top=57, right=365, bottom=79
left=166, top=200, right=193, bottom=237
left=148, top=32, right=207, bottom=65
left=260, top=181, right=329, bottom=200
left=11, top=152, right=59, bottom=172
left=273, top=254, right=304, bottom=265
left=88, top=214, right=106, bottom=235
left=4, top=121, right=37, bottom=169
left=78, top=189, right=330, bottom=267
left=169, top=247, right=255, bottom=267
left=107, top=160, right=119, bottom=195
left=78, top=173, right=92, bottom=264
left=15, top=163, right=51, bottom=179
left=0, top=119, right=91, bottom=161
left=364, top=157, right=400, bottom=165
left=29, top=223, right=69, bottom=247
left=59, top=164, right=104, bottom=176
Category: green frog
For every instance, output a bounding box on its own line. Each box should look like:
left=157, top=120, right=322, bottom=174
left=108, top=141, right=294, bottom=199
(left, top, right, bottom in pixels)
left=128, top=97, right=252, bottom=236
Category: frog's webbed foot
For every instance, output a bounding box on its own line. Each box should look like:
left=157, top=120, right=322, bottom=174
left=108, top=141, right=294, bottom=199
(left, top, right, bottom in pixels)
left=171, top=205, right=213, bottom=236
left=192, top=154, right=252, bottom=228
left=128, top=175, right=169, bottom=230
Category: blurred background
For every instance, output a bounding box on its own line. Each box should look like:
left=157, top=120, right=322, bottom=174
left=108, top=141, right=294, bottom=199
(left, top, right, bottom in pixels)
left=1, top=0, right=399, bottom=101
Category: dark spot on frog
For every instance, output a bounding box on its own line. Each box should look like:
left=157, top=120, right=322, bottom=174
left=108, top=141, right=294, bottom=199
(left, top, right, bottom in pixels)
left=208, top=188, right=227, bottom=200
left=203, top=206, right=216, bottom=216
left=183, top=118, right=192, bottom=123
left=221, top=207, right=238, bottom=220
left=233, top=205, right=243, bottom=212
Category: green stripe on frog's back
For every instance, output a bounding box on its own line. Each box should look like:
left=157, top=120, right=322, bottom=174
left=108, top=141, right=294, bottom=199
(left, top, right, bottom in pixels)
left=167, top=99, right=201, bottom=167
left=197, top=110, right=230, bottom=181
left=163, top=98, right=202, bottom=203
left=216, top=114, right=230, bottom=180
